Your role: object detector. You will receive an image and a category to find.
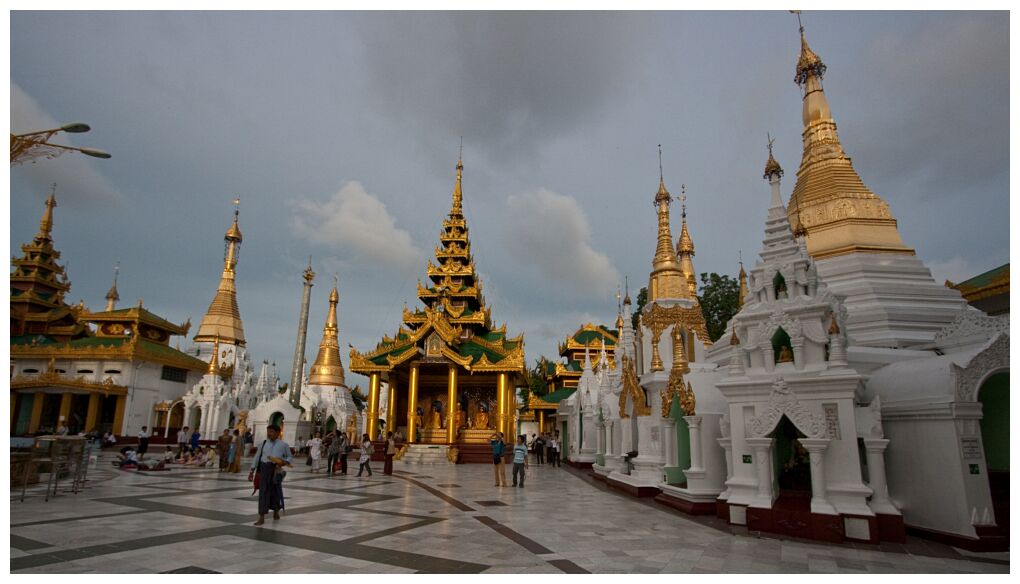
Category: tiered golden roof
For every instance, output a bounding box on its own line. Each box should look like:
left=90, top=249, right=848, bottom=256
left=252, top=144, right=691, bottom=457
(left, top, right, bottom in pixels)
left=308, top=283, right=346, bottom=386
left=737, top=260, right=749, bottom=308
left=787, top=27, right=913, bottom=259
left=675, top=195, right=698, bottom=297
left=350, top=157, right=524, bottom=376
left=10, top=191, right=89, bottom=342
left=194, top=203, right=246, bottom=346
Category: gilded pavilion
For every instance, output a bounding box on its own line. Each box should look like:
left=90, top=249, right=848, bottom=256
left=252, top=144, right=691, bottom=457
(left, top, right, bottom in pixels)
left=11, top=193, right=207, bottom=436
left=529, top=323, right=620, bottom=433
left=349, top=158, right=525, bottom=448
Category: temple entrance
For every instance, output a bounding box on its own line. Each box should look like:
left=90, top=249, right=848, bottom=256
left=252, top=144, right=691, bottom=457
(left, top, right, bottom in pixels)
left=39, top=393, right=61, bottom=432
left=68, top=394, right=90, bottom=434
left=978, top=371, right=1009, bottom=533
left=770, top=415, right=812, bottom=536
left=99, top=395, right=119, bottom=433
left=325, top=416, right=337, bottom=433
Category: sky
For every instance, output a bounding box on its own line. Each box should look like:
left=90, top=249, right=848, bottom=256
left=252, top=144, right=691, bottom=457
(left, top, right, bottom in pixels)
left=9, top=10, right=1010, bottom=391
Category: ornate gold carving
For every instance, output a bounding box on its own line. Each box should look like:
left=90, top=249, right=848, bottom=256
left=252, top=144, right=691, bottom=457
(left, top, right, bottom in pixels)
left=11, top=370, right=129, bottom=396
left=618, top=354, right=649, bottom=418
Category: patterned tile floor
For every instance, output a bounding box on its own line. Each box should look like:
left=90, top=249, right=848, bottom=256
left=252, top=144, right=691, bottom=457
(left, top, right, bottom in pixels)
left=9, top=454, right=1010, bottom=574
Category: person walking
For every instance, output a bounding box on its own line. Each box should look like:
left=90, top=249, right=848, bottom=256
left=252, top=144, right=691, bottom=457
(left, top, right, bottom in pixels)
left=490, top=432, right=508, bottom=487
left=177, top=426, right=189, bottom=459
left=512, top=435, right=529, bottom=488
left=217, top=429, right=232, bottom=471
left=325, top=430, right=341, bottom=477
left=534, top=433, right=546, bottom=465
left=338, top=430, right=350, bottom=476
left=227, top=429, right=242, bottom=473
left=356, top=433, right=373, bottom=477
left=551, top=432, right=561, bottom=467
left=307, top=432, right=323, bottom=473
left=383, top=431, right=396, bottom=475
left=137, top=426, right=150, bottom=459
left=249, top=424, right=292, bottom=526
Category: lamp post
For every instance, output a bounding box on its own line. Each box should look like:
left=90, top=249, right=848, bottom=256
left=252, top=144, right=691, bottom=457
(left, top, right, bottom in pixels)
left=11, top=122, right=112, bottom=165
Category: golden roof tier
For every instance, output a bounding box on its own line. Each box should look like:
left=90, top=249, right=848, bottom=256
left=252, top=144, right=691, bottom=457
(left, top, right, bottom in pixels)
left=786, top=27, right=914, bottom=260
left=675, top=188, right=698, bottom=297
left=10, top=190, right=89, bottom=342
left=308, top=283, right=346, bottom=386
left=194, top=201, right=246, bottom=346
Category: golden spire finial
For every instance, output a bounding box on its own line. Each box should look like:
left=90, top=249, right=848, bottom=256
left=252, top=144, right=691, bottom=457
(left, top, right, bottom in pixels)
left=764, top=132, right=784, bottom=180
left=649, top=145, right=686, bottom=300
left=451, top=148, right=464, bottom=216
left=208, top=336, right=221, bottom=375
left=105, top=261, right=121, bottom=311
left=309, top=273, right=346, bottom=387
left=623, top=275, right=632, bottom=305
left=194, top=201, right=247, bottom=346
left=792, top=11, right=826, bottom=86
left=36, top=184, right=57, bottom=241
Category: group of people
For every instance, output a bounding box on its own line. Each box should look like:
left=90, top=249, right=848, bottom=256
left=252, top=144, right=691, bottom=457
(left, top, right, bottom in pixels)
left=528, top=431, right=561, bottom=466
left=295, top=430, right=398, bottom=478
left=489, top=432, right=530, bottom=488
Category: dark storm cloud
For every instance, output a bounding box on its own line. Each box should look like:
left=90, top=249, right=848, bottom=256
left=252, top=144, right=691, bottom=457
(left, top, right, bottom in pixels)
left=352, top=12, right=648, bottom=165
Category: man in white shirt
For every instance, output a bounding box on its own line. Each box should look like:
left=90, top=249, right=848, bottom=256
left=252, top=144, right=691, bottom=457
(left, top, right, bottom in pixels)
left=137, top=426, right=150, bottom=459
left=177, top=426, right=189, bottom=459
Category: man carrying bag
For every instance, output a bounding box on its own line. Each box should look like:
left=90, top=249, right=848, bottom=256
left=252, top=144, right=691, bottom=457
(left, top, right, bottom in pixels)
left=248, top=424, right=292, bottom=526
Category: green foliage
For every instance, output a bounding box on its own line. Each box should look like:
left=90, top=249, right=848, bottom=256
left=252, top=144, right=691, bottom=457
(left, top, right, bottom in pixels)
left=350, top=387, right=366, bottom=411
left=698, top=272, right=740, bottom=342
left=631, top=287, right=648, bottom=329
left=520, top=358, right=550, bottom=410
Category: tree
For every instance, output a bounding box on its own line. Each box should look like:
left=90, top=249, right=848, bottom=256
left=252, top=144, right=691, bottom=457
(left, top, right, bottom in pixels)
left=631, top=287, right=648, bottom=329
left=698, top=272, right=740, bottom=342
left=520, top=358, right=550, bottom=408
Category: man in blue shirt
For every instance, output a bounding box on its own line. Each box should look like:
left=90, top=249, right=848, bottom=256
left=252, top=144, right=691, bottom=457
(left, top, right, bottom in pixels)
left=512, top=435, right=529, bottom=488
left=248, top=424, right=292, bottom=526
left=490, top=432, right=508, bottom=487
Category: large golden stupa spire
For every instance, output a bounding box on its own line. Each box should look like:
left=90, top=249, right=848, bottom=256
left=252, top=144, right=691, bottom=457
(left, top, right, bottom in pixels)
left=194, top=199, right=246, bottom=346
left=648, top=145, right=688, bottom=301
left=308, top=278, right=346, bottom=386
left=787, top=18, right=913, bottom=259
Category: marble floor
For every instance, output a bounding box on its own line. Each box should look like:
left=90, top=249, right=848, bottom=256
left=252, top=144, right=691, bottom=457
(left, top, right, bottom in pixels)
left=9, top=454, right=1010, bottom=574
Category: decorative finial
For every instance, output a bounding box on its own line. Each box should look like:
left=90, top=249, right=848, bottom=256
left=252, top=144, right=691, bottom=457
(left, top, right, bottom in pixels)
left=792, top=10, right=826, bottom=85
left=233, top=197, right=240, bottom=217
left=658, top=144, right=663, bottom=183
left=764, top=134, right=784, bottom=180
left=791, top=9, right=803, bottom=34
left=680, top=184, right=687, bottom=218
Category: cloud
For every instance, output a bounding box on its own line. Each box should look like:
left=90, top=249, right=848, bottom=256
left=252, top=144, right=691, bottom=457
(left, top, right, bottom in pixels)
left=351, top=12, right=646, bottom=165
left=502, top=188, right=619, bottom=300
left=927, top=256, right=983, bottom=287
left=10, top=83, right=123, bottom=207
left=290, top=181, right=424, bottom=270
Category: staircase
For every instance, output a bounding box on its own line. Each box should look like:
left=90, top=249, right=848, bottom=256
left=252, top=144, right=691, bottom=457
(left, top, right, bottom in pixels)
left=397, top=444, right=452, bottom=465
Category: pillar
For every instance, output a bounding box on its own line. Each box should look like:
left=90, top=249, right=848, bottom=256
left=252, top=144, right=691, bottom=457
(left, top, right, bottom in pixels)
left=799, top=438, right=837, bottom=514
left=538, top=409, right=545, bottom=434
left=685, top=415, right=704, bottom=471
left=791, top=339, right=804, bottom=371
left=58, top=392, right=72, bottom=426
left=662, top=417, right=677, bottom=467
left=85, top=393, right=101, bottom=432
left=863, top=438, right=897, bottom=514
left=367, top=373, right=381, bottom=440
left=28, top=393, right=45, bottom=433
left=406, top=364, right=419, bottom=444
left=496, top=373, right=509, bottom=438
left=446, top=365, right=458, bottom=443
left=112, top=395, right=128, bottom=436
left=385, top=380, right=397, bottom=437
left=717, top=437, right=734, bottom=497
left=745, top=437, right=774, bottom=507
left=761, top=346, right=775, bottom=372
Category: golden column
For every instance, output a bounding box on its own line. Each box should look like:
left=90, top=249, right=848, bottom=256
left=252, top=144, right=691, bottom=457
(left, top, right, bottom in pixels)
left=385, top=379, right=397, bottom=437
left=84, top=394, right=101, bottom=432
left=28, top=394, right=45, bottom=433
left=58, top=393, right=73, bottom=427
left=446, top=365, right=458, bottom=443
left=538, top=410, right=545, bottom=434
left=112, top=395, right=127, bottom=435
left=406, top=363, right=420, bottom=443
left=367, top=373, right=381, bottom=440
left=497, top=372, right=509, bottom=437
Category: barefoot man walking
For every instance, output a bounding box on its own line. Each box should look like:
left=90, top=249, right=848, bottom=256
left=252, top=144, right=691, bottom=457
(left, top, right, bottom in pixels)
left=249, top=424, right=292, bottom=526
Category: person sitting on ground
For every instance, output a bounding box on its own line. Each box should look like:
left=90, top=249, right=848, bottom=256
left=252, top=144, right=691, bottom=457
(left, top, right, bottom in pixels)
left=163, top=446, right=177, bottom=463
left=103, top=431, right=118, bottom=447
left=115, top=446, right=139, bottom=468
left=183, top=446, right=209, bottom=467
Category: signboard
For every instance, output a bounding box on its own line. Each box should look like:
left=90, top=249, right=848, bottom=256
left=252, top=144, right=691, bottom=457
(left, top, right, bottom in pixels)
left=960, top=437, right=983, bottom=460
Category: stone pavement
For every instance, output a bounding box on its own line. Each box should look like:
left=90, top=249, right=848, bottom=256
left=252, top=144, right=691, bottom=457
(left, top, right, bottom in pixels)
left=9, top=454, right=1010, bottom=574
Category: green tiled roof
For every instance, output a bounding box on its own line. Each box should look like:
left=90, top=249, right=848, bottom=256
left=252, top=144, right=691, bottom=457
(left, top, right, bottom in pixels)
left=573, top=327, right=617, bottom=346
left=956, top=263, right=1008, bottom=288
left=540, top=387, right=576, bottom=404
left=458, top=340, right=505, bottom=364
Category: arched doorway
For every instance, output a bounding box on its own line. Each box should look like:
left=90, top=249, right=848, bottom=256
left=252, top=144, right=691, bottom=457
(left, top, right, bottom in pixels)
left=769, top=415, right=812, bottom=537
left=978, top=371, right=1009, bottom=533
left=325, top=416, right=337, bottom=433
